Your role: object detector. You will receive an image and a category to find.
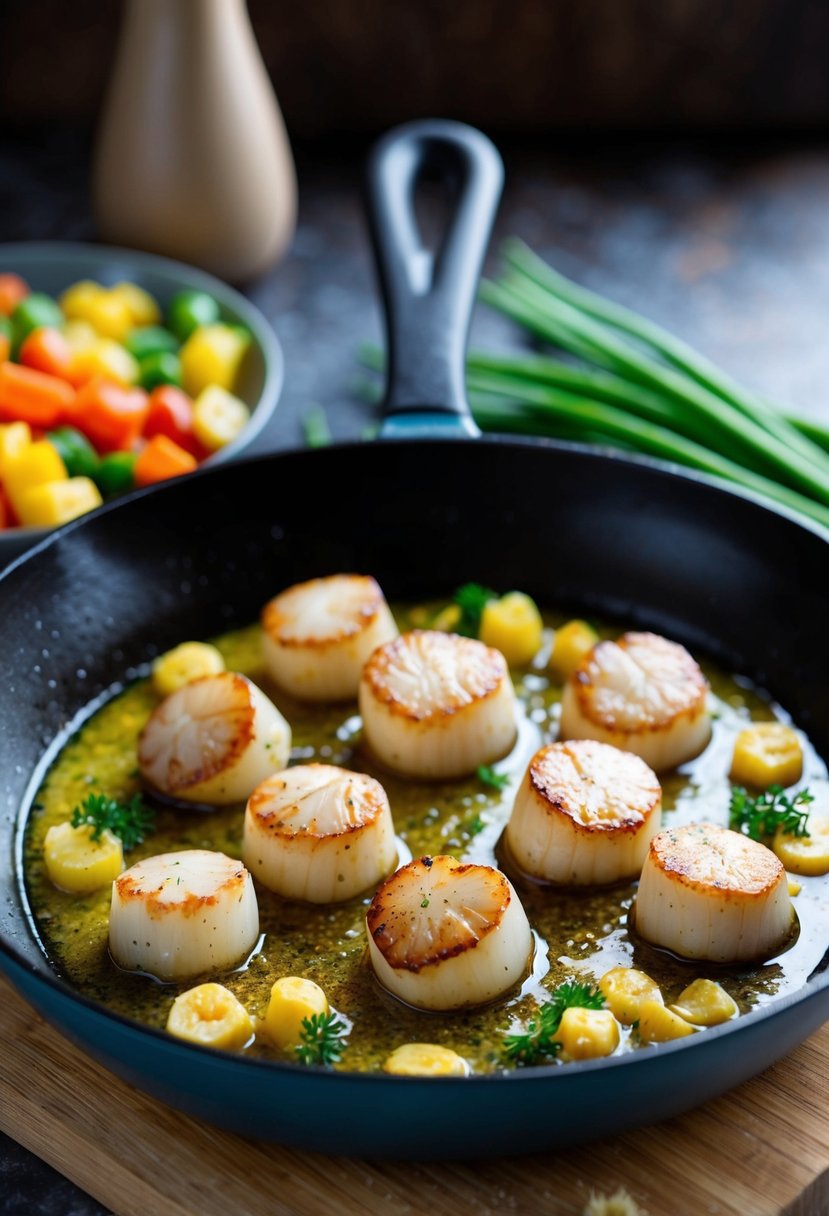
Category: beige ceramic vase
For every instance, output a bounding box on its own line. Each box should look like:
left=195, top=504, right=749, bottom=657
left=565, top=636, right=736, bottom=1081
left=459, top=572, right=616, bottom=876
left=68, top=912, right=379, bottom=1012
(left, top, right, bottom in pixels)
left=93, top=0, right=297, bottom=282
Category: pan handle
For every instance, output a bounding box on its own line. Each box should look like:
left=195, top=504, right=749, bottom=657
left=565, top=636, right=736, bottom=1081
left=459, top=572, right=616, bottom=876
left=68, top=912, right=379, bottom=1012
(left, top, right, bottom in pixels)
left=365, top=119, right=504, bottom=438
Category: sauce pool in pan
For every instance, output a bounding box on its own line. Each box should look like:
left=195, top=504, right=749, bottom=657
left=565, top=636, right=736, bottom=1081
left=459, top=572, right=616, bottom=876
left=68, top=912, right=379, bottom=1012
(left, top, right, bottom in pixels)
left=21, top=601, right=829, bottom=1074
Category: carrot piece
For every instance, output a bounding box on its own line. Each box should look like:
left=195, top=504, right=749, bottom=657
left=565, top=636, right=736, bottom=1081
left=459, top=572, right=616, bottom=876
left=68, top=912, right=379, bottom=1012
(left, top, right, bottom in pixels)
left=0, top=333, right=9, bottom=363
left=0, top=361, right=76, bottom=429
left=134, top=434, right=198, bottom=486
left=0, top=274, right=29, bottom=317
left=72, top=377, right=149, bottom=453
left=144, top=385, right=203, bottom=457
left=19, top=327, right=76, bottom=383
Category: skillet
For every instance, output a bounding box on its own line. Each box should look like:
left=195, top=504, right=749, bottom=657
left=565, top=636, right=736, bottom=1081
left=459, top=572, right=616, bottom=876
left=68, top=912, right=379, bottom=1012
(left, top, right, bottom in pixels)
left=1, top=121, right=828, bottom=1160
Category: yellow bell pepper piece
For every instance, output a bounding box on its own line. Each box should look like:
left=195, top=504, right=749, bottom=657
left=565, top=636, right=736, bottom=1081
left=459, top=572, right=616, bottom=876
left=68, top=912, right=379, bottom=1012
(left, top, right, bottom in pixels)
left=180, top=324, right=250, bottom=396
left=383, top=1043, right=469, bottom=1076
left=60, top=280, right=104, bottom=321
left=43, top=821, right=124, bottom=893
left=549, top=619, right=599, bottom=681
left=71, top=338, right=139, bottom=386
left=152, top=641, right=226, bottom=697
left=774, top=813, right=829, bottom=876
left=16, top=477, right=102, bottom=528
left=4, top=440, right=67, bottom=516
left=552, top=1007, right=620, bottom=1059
left=166, top=983, right=253, bottom=1050
left=637, top=998, right=696, bottom=1043
left=669, top=978, right=738, bottom=1027
left=480, top=591, right=543, bottom=665
left=192, top=385, right=250, bottom=451
left=599, top=966, right=663, bottom=1025
left=111, top=281, right=161, bottom=328
left=62, top=319, right=98, bottom=353
left=0, top=421, right=32, bottom=477
left=730, top=722, right=803, bottom=788
left=263, top=976, right=328, bottom=1050
left=787, top=874, right=802, bottom=896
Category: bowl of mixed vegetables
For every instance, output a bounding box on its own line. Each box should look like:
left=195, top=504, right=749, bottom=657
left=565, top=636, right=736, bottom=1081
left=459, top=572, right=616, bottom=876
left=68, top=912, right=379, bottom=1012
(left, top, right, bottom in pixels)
left=0, top=242, right=283, bottom=562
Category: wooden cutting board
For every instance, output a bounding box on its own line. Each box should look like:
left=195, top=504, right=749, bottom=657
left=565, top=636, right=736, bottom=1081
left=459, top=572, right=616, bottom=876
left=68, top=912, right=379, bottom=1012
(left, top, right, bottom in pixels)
left=1, top=972, right=827, bottom=1216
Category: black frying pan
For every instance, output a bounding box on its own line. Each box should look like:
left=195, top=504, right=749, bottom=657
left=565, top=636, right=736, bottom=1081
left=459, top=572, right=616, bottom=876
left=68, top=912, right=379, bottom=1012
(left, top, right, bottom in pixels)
left=1, top=121, right=828, bottom=1160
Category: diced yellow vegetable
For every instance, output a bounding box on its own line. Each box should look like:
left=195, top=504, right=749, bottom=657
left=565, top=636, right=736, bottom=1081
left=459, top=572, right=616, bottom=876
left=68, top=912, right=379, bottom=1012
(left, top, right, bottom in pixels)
left=637, top=998, right=696, bottom=1043
left=4, top=441, right=67, bottom=515
left=111, top=281, right=161, bottom=328
left=598, top=966, right=663, bottom=1026
left=431, top=603, right=462, bottom=632
left=152, top=641, right=226, bottom=697
left=71, top=338, right=139, bottom=386
left=549, top=619, right=599, bottom=681
left=774, top=813, right=829, bottom=876
left=180, top=324, right=251, bottom=396
left=0, top=421, right=32, bottom=477
left=479, top=591, right=543, bottom=665
left=16, top=477, right=103, bottom=528
left=669, top=979, right=738, bottom=1027
left=59, top=280, right=104, bottom=322
left=788, top=875, right=802, bottom=896
left=552, top=1007, right=620, bottom=1059
left=383, top=1043, right=469, bottom=1077
left=263, top=976, right=328, bottom=1050
left=43, top=821, right=123, bottom=893
left=730, top=722, right=803, bottom=788
left=192, top=385, right=250, bottom=451
left=82, top=291, right=134, bottom=342
left=166, top=983, right=253, bottom=1050
left=62, top=319, right=98, bottom=353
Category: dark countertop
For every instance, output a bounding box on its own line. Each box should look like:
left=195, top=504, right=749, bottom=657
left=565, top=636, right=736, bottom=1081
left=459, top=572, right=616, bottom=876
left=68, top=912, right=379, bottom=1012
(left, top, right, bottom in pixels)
left=2, top=128, right=829, bottom=1215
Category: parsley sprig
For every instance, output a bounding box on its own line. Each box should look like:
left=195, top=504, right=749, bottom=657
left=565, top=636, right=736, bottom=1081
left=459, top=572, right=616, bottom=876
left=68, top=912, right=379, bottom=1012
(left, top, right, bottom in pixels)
left=502, top=979, right=605, bottom=1065
left=477, top=764, right=509, bottom=791
left=70, top=792, right=155, bottom=850
left=452, top=583, right=496, bottom=637
left=729, top=784, right=813, bottom=842
left=295, top=1012, right=348, bottom=1066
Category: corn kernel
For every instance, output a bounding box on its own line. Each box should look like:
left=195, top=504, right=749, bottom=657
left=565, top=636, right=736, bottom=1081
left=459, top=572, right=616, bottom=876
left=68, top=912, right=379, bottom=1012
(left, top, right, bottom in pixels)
left=152, top=642, right=226, bottom=697
left=383, top=1043, right=469, bottom=1077
left=166, top=983, right=252, bottom=1050
left=637, top=998, right=696, bottom=1043
left=111, top=281, right=161, bottom=328
left=263, top=977, right=328, bottom=1050
left=774, top=814, right=829, bottom=876
left=4, top=441, right=67, bottom=515
left=180, top=324, right=251, bottom=396
left=0, top=421, right=32, bottom=477
left=16, top=477, right=102, bottom=528
left=598, top=966, right=663, bottom=1026
left=549, top=619, right=599, bottom=681
left=192, top=385, right=250, bottom=451
left=479, top=591, right=543, bottom=665
left=431, top=603, right=462, bottom=632
left=43, top=821, right=123, bottom=893
left=730, top=722, right=803, bottom=788
left=669, top=979, right=738, bottom=1027
left=71, top=338, right=139, bottom=386
left=552, top=1007, right=620, bottom=1059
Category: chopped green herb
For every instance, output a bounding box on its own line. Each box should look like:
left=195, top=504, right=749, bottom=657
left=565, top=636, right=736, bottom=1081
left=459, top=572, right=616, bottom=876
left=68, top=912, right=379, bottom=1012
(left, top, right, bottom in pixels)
left=729, top=784, right=813, bottom=842
left=477, top=764, right=509, bottom=791
left=452, top=582, right=496, bottom=637
left=420, top=896, right=430, bottom=908
left=70, top=792, right=155, bottom=850
left=465, top=813, right=486, bottom=837
left=295, top=1011, right=348, bottom=1066
left=302, top=405, right=332, bottom=448
left=502, top=978, right=605, bottom=1065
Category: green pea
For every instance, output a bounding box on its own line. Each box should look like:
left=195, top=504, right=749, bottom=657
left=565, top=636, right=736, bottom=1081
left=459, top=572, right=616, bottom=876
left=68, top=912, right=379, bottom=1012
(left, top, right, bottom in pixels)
left=47, top=427, right=100, bottom=479
left=125, top=326, right=179, bottom=361
left=138, top=351, right=182, bottom=391
left=95, top=451, right=137, bottom=496
left=12, top=293, right=64, bottom=350
left=167, top=291, right=220, bottom=341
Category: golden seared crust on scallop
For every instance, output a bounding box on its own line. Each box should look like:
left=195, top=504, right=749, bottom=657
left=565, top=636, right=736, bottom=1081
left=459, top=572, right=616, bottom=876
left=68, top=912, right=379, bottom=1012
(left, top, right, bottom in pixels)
left=261, top=574, right=398, bottom=701
left=243, top=763, right=397, bottom=902
left=634, top=823, right=793, bottom=963
left=559, top=631, right=711, bottom=773
left=505, top=740, right=661, bottom=884
left=138, top=672, right=291, bottom=805
left=359, top=631, right=517, bottom=779
left=365, top=855, right=533, bottom=1010
left=109, top=850, right=259, bottom=981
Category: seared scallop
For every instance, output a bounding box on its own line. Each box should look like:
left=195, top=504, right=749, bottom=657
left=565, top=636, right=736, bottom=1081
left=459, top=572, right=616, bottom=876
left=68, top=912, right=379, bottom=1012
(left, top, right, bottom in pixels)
left=559, top=631, right=711, bottom=772
left=262, top=574, right=398, bottom=701
left=138, top=672, right=291, bottom=806
left=109, top=850, right=259, bottom=981
left=634, top=823, right=793, bottom=963
left=243, top=763, right=397, bottom=902
left=505, top=739, right=661, bottom=884
left=366, top=855, right=533, bottom=1010
left=359, top=630, right=517, bottom=779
